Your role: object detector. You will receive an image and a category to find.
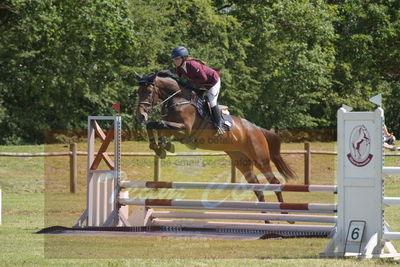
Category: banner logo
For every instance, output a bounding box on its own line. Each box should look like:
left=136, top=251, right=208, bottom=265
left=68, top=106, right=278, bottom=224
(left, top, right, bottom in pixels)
left=347, top=125, right=373, bottom=167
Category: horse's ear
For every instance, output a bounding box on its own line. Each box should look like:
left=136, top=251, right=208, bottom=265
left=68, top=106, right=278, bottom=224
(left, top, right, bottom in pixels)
left=133, top=71, right=142, bottom=80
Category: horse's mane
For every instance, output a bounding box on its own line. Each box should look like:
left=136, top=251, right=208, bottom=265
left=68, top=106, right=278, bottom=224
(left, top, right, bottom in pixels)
left=156, top=70, right=179, bottom=81
left=139, top=70, right=189, bottom=94
left=139, top=70, right=180, bottom=86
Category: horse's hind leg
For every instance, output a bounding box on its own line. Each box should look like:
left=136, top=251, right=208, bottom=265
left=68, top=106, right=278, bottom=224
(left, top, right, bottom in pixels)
left=226, top=151, right=270, bottom=223
left=244, top=129, right=285, bottom=202
left=253, top=160, right=284, bottom=202
left=245, top=130, right=295, bottom=224
left=250, top=150, right=296, bottom=224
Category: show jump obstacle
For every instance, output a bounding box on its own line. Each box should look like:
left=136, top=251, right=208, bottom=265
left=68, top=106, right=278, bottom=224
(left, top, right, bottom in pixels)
left=322, top=105, right=400, bottom=258
left=74, top=102, right=400, bottom=259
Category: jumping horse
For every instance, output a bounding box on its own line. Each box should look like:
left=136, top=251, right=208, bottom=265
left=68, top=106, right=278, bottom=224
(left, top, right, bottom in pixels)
left=135, top=71, right=296, bottom=216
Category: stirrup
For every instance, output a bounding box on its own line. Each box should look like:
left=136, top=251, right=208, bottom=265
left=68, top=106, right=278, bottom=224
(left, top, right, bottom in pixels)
left=215, top=127, right=226, bottom=137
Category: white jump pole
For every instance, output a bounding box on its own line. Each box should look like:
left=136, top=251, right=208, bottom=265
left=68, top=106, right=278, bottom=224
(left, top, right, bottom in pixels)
left=152, top=211, right=337, bottom=223
left=120, top=181, right=337, bottom=193
left=119, top=198, right=337, bottom=213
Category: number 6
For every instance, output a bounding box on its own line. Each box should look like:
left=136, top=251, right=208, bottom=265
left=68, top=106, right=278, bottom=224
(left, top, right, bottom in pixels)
left=351, top=227, right=360, bottom=240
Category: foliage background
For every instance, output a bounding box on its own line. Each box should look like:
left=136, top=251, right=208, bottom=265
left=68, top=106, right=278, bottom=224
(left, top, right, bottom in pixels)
left=0, top=0, right=399, bottom=144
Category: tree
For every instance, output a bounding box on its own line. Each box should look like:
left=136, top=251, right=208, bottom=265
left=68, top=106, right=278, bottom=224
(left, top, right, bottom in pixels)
left=332, top=0, right=400, bottom=132
left=225, top=0, right=337, bottom=129
left=0, top=0, right=136, bottom=144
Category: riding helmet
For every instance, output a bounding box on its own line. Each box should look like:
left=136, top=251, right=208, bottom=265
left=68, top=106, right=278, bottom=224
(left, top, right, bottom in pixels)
left=171, top=46, right=189, bottom=59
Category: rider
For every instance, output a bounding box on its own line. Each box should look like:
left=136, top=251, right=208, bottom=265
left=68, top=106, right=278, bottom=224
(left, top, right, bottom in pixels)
left=171, top=46, right=225, bottom=136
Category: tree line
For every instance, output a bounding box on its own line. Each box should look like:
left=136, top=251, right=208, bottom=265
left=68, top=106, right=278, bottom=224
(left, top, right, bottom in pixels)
left=0, top=0, right=399, bottom=144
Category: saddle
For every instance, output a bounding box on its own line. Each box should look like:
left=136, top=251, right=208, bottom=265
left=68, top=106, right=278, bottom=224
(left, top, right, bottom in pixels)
left=193, top=93, right=233, bottom=131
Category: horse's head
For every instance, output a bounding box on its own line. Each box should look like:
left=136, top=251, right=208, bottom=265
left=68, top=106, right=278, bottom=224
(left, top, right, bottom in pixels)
left=136, top=73, right=160, bottom=123
left=135, top=71, right=181, bottom=123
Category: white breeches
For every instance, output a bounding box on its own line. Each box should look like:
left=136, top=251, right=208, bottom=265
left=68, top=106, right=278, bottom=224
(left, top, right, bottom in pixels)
left=207, top=78, right=221, bottom=108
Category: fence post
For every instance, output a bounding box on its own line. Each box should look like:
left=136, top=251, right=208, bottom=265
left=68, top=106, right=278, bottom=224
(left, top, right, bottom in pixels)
left=154, top=156, right=161, bottom=182
left=230, top=161, right=236, bottom=183
left=304, top=142, right=311, bottom=185
left=69, top=143, right=77, bottom=193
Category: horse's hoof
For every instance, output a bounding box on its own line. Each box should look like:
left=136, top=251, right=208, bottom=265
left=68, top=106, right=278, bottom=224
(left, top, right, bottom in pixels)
left=149, top=143, right=158, bottom=151
left=165, top=143, right=175, bottom=153
left=156, top=148, right=167, bottom=159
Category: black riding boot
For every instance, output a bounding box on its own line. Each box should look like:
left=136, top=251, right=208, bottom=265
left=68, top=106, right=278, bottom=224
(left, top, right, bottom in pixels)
left=211, top=106, right=226, bottom=136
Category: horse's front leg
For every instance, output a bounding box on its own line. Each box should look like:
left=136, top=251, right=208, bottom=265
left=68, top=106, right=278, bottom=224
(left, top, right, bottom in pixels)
left=146, top=121, right=185, bottom=159
left=146, top=122, right=161, bottom=152
left=159, top=133, right=175, bottom=154
left=159, top=121, right=188, bottom=156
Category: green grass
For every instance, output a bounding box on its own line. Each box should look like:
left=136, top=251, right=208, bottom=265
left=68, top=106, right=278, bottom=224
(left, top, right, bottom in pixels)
left=0, top=142, right=399, bottom=266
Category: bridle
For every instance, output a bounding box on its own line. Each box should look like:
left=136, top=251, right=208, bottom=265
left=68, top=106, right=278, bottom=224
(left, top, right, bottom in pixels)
left=138, top=84, right=157, bottom=108
left=138, top=77, right=182, bottom=111
left=138, top=74, right=159, bottom=108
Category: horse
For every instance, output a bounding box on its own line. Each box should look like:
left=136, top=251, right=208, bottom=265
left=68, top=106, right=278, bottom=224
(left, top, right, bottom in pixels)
left=135, top=71, right=296, bottom=217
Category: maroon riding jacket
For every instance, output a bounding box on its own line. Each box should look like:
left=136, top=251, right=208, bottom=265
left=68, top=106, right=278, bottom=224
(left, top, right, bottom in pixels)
left=176, top=59, right=219, bottom=89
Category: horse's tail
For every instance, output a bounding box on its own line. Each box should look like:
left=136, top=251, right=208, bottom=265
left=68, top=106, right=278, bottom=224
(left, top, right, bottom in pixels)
left=261, top=128, right=296, bottom=181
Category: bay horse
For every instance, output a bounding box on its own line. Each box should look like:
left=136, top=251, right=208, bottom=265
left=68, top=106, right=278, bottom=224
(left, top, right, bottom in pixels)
left=135, top=71, right=296, bottom=216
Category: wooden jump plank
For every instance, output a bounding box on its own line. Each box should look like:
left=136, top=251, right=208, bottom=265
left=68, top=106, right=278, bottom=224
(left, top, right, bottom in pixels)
left=102, top=152, right=115, bottom=170
left=92, top=120, right=107, bottom=141
left=90, top=126, right=115, bottom=170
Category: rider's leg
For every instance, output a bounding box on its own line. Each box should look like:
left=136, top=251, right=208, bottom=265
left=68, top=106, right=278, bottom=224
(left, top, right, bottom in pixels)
left=211, top=105, right=224, bottom=133
left=208, top=79, right=225, bottom=136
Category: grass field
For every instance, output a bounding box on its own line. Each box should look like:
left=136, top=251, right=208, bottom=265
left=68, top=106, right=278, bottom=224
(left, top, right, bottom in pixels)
left=0, top=141, right=399, bottom=266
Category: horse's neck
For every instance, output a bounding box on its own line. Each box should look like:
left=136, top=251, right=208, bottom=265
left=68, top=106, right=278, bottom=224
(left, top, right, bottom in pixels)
left=167, top=89, right=193, bottom=106
left=157, top=77, right=181, bottom=99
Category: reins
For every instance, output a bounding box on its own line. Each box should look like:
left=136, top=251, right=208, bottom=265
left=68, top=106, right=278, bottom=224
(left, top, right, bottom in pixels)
left=158, top=89, right=182, bottom=107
